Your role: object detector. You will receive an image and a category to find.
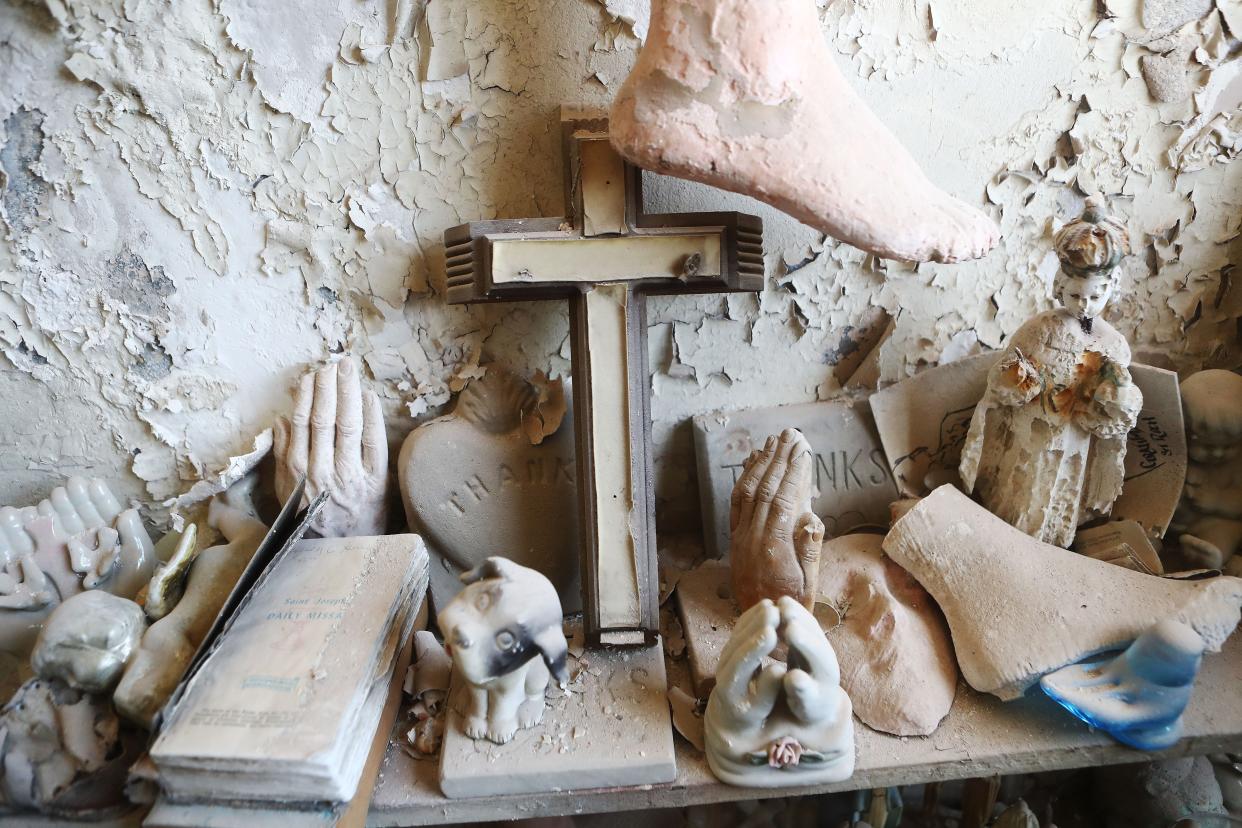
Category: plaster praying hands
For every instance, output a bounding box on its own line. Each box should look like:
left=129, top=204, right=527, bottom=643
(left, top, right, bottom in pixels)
left=274, top=359, right=389, bottom=538
left=704, top=597, right=854, bottom=787
left=729, top=428, right=824, bottom=611
left=960, top=199, right=1142, bottom=546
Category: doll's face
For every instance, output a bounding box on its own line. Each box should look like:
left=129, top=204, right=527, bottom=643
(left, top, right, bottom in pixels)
left=1055, top=271, right=1115, bottom=321
left=1188, top=424, right=1241, bottom=465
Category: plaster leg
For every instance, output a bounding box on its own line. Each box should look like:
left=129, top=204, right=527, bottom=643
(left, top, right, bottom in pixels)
left=485, top=672, right=526, bottom=744
left=462, top=682, right=489, bottom=739
left=518, top=658, right=549, bottom=729
left=611, top=0, right=998, bottom=263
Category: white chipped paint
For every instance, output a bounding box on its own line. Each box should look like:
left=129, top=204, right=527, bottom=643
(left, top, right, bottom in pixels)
left=0, top=0, right=1238, bottom=536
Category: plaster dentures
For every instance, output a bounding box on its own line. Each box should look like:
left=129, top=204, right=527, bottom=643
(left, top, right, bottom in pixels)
left=610, top=0, right=999, bottom=263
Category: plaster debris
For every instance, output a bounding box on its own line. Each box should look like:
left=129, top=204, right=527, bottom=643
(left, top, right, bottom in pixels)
left=1142, top=0, right=1215, bottom=37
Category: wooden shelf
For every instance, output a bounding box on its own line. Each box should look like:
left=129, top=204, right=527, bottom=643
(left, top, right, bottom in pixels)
left=366, top=630, right=1242, bottom=826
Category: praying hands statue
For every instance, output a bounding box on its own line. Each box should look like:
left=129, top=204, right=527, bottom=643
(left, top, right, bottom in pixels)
left=704, top=596, right=855, bottom=787
left=273, top=359, right=389, bottom=537
left=729, top=429, right=824, bottom=611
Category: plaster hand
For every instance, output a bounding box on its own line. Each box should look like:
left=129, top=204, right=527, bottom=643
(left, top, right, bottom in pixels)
left=1040, top=620, right=1204, bottom=751
left=610, top=0, right=998, bottom=263
left=142, top=524, right=199, bottom=621
left=0, top=555, right=56, bottom=611
left=273, top=359, right=389, bottom=537
left=730, top=428, right=824, bottom=612
left=0, top=510, right=59, bottom=657
left=704, top=596, right=854, bottom=787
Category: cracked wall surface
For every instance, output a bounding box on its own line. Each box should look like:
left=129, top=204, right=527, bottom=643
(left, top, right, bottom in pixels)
left=1, top=0, right=1240, bottom=532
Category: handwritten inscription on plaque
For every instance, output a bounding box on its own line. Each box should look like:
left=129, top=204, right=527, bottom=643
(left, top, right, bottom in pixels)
left=1113, top=364, right=1186, bottom=536
left=871, top=353, right=999, bottom=497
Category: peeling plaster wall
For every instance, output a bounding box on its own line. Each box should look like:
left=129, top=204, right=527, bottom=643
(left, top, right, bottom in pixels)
left=1, top=0, right=1240, bottom=532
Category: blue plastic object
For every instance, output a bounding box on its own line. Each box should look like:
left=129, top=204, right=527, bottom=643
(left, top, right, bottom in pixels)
left=1039, top=620, right=1205, bottom=751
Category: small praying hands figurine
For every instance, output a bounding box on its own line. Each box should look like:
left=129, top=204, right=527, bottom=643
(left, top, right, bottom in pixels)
left=960, top=198, right=1142, bottom=547
left=273, top=359, right=389, bottom=537
left=729, top=428, right=824, bottom=612
left=705, top=596, right=855, bottom=787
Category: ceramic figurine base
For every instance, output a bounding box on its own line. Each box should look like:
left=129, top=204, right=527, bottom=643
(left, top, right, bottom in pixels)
left=438, top=636, right=675, bottom=798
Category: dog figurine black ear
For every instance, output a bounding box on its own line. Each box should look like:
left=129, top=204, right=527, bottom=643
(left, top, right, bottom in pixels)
left=439, top=556, right=570, bottom=744
left=534, top=625, right=569, bottom=686
left=460, top=556, right=511, bottom=585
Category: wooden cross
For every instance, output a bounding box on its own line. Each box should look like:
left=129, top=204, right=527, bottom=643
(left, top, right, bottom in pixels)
left=444, top=106, right=764, bottom=646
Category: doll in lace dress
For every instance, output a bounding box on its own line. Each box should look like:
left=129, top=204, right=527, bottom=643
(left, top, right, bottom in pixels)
left=960, top=199, right=1142, bottom=547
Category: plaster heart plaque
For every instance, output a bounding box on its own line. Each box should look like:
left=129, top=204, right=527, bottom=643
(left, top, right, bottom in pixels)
left=398, top=368, right=581, bottom=614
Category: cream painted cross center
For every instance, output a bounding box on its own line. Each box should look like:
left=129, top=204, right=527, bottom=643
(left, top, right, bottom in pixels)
left=444, top=107, right=764, bottom=646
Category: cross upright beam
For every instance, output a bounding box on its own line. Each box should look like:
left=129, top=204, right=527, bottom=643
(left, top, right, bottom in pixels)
left=443, top=106, right=764, bottom=646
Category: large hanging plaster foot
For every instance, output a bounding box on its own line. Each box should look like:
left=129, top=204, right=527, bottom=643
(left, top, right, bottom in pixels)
left=610, top=0, right=999, bottom=263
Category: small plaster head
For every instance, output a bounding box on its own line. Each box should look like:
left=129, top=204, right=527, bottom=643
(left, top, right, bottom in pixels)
left=1053, top=197, right=1130, bottom=326
left=438, top=556, right=568, bottom=686
left=1181, top=369, right=1242, bottom=465
left=30, top=590, right=146, bottom=694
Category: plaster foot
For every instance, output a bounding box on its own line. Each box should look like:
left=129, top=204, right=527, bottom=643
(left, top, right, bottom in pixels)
left=463, top=715, right=488, bottom=740
left=611, top=0, right=999, bottom=263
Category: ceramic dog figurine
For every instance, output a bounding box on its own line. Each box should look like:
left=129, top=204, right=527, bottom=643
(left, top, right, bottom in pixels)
left=439, top=557, right=569, bottom=744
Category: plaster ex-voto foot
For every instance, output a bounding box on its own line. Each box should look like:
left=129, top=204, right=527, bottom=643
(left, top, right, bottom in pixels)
left=884, top=485, right=1242, bottom=700
left=610, top=0, right=998, bottom=263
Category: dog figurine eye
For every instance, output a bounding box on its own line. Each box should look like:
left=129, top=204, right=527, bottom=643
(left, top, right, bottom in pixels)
left=495, top=629, right=517, bottom=651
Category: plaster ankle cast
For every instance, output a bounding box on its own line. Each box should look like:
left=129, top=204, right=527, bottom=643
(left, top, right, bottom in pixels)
left=610, top=0, right=999, bottom=263
left=438, top=557, right=569, bottom=745
left=273, top=358, right=389, bottom=538
left=705, top=597, right=854, bottom=787
left=729, top=428, right=824, bottom=612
